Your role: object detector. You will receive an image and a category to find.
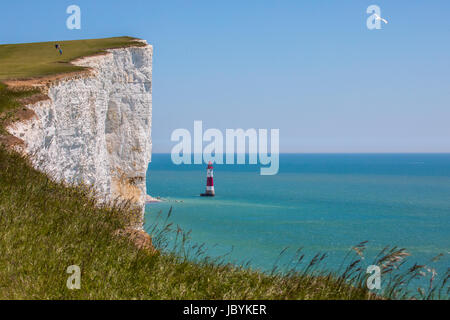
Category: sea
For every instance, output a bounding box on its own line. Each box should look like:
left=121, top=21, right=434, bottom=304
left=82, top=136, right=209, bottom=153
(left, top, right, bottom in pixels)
left=144, top=154, right=450, bottom=294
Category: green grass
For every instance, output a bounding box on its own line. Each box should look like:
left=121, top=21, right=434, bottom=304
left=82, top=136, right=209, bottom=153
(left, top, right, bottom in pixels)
left=0, top=147, right=370, bottom=299
left=0, top=36, right=144, bottom=80
left=0, top=83, right=40, bottom=136
left=0, top=82, right=39, bottom=113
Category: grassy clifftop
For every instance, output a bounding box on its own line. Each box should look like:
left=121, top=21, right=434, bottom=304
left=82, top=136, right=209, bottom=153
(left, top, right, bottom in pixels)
left=0, top=37, right=145, bottom=136
left=0, top=36, right=144, bottom=80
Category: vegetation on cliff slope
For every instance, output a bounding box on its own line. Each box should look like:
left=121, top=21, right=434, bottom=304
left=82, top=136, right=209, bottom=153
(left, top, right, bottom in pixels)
left=0, top=147, right=364, bottom=299
left=0, top=147, right=448, bottom=299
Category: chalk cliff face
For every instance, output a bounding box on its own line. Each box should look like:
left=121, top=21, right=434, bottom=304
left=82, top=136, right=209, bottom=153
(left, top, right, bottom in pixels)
left=7, top=42, right=153, bottom=220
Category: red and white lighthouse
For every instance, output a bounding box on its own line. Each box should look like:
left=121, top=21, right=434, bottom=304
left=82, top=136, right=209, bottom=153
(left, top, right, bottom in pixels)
left=200, top=161, right=215, bottom=197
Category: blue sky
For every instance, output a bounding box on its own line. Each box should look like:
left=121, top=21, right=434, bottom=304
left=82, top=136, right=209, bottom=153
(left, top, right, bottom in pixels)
left=1, top=1, right=449, bottom=152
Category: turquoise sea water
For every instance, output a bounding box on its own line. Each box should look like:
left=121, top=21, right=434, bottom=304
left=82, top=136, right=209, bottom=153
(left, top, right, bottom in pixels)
left=144, top=154, right=450, bottom=291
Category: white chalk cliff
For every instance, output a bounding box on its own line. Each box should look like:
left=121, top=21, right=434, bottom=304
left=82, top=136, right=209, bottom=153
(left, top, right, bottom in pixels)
left=7, top=42, right=153, bottom=221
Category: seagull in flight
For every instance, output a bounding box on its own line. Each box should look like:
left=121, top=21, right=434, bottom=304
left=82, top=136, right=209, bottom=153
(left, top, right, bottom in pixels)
left=374, top=13, right=388, bottom=24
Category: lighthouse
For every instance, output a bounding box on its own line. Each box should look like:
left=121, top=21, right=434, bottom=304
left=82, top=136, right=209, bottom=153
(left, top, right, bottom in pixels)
left=200, top=161, right=215, bottom=197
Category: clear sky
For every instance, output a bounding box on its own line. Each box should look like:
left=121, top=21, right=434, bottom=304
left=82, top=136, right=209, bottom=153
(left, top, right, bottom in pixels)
left=1, top=1, right=449, bottom=153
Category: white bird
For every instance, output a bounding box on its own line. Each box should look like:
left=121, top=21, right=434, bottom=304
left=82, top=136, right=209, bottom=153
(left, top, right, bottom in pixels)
left=374, top=13, right=388, bottom=24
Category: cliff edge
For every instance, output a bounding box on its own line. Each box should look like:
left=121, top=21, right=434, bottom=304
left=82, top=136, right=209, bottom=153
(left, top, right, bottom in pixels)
left=5, top=40, right=153, bottom=224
